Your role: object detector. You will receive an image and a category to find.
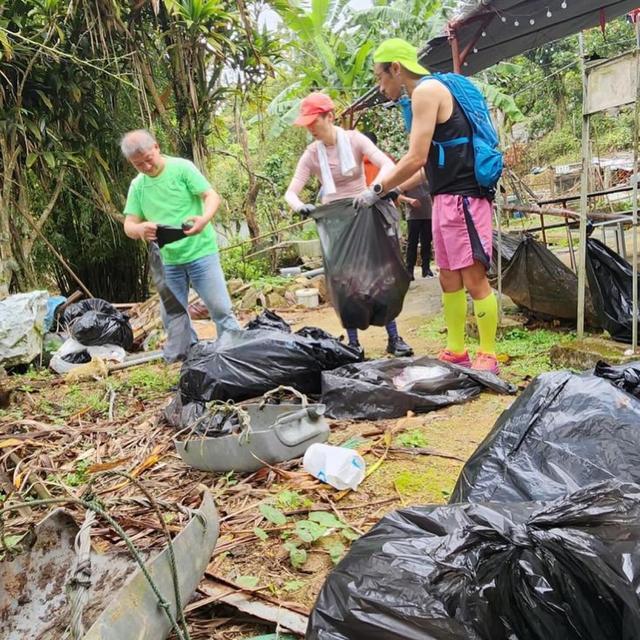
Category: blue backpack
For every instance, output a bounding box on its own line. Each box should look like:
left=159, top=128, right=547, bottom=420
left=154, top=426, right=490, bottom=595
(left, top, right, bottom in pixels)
left=420, top=73, right=503, bottom=191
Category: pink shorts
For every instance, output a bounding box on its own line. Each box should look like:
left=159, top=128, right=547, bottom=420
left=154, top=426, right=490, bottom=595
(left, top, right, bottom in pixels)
left=432, top=194, right=493, bottom=271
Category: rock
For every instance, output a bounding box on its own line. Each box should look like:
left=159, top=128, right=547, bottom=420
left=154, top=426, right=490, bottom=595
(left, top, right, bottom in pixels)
left=309, top=275, right=327, bottom=302
left=266, top=292, right=287, bottom=308
left=240, top=288, right=260, bottom=311
left=227, top=278, right=244, bottom=295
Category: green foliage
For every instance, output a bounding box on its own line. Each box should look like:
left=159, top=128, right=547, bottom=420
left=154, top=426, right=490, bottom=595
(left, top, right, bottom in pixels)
left=117, top=366, right=179, bottom=398
left=275, top=489, right=313, bottom=511
left=259, top=503, right=288, bottom=526
left=64, top=459, right=90, bottom=487
left=396, top=429, right=429, bottom=449
left=220, top=245, right=270, bottom=281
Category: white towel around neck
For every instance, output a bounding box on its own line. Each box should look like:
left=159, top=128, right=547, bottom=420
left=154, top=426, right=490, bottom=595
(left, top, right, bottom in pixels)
left=316, top=127, right=357, bottom=196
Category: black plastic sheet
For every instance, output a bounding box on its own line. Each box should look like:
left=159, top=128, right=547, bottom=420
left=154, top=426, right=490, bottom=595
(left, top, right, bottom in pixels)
left=493, top=234, right=596, bottom=322
left=307, top=480, right=640, bottom=640
left=149, top=243, right=193, bottom=362
left=179, top=315, right=361, bottom=404
left=62, top=298, right=133, bottom=350
left=451, top=370, right=640, bottom=504
left=321, top=356, right=515, bottom=420
left=312, top=199, right=409, bottom=330
left=586, top=237, right=639, bottom=342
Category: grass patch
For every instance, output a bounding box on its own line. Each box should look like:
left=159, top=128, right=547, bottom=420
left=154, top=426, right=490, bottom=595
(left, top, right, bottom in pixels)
left=116, top=364, right=178, bottom=398
left=418, top=314, right=575, bottom=379
left=396, top=429, right=429, bottom=449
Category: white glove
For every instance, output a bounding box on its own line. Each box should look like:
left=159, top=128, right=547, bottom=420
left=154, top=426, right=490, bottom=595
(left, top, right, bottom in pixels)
left=352, top=187, right=380, bottom=209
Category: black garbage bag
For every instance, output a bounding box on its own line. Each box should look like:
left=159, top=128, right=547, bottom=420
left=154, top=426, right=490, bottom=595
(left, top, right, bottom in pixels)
left=489, top=230, right=522, bottom=281
left=155, top=223, right=187, bottom=248
left=295, top=326, right=362, bottom=369
left=593, top=359, right=640, bottom=397
left=245, top=309, right=291, bottom=333
left=179, top=327, right=361, bottom=404
left=451, top=370, right=640, bottom=504
left=61, top=349, right=91, bottom=365
left=321, top=357, right=515, bottom=420
left=62, top=298, right=118, bottom=327
left=312, top=199, right=410, bottom=330
left=498, top=234, right=596, bottom=322
left=149, top=243, right=193, bottom=362
left=586, top=237, right=639, bottom=342
left=307, top=480, right=640, bottom=640
left=62, top=298, right=133, bottom=350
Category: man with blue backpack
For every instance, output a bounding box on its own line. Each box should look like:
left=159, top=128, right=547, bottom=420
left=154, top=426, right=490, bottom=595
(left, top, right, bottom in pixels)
left=357, top=38, right=503, bottom=374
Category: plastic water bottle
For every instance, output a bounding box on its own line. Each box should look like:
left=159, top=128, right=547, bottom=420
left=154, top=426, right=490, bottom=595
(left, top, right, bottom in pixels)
left=303, top=443, right=366, bottom=490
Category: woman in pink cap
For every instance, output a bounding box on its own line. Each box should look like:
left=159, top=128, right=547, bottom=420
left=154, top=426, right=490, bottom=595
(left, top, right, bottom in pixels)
left=285, top=92, right=413, bottom=358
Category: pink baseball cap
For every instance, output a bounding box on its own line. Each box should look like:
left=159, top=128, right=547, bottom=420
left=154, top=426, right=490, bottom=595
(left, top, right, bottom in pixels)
left=294, top=93, right=335, bottom=127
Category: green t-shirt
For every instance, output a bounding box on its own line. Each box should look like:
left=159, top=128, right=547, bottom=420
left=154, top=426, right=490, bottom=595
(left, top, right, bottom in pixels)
left=124, top=156, right=219, bottom=265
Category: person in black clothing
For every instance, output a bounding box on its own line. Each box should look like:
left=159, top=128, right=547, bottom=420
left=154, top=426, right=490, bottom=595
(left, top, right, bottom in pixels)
left=401, top=178, right=433, bottom=279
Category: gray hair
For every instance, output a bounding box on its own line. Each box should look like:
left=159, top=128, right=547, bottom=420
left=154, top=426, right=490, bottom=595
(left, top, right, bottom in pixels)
left=120, top=129, right=157, bottom=158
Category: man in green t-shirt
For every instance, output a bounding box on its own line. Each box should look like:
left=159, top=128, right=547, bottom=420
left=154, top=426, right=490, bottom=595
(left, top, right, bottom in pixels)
left=121, top=129, right=240, bottom=342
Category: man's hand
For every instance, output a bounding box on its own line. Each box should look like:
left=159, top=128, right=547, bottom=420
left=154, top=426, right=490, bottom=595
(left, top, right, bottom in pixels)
left=405, top=197, right=421, bottom=208
left=183, top=216, right=208, bottom=235
left=297, top=204, right=316, bottom=218
left=352, top=187, right=379, bottom=209
left=138, top=221, right=158, bottom=241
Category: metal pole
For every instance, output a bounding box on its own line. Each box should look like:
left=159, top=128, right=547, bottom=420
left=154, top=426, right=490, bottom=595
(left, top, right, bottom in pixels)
left=495, top=183, right=503, bottom=323
left=632, top=23, right=640, bottom=351
left=577, top=32, right=590, bottom=339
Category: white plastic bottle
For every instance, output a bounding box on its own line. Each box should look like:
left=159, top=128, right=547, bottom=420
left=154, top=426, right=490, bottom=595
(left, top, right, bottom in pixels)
left=303, top=443, right=366, bottom=490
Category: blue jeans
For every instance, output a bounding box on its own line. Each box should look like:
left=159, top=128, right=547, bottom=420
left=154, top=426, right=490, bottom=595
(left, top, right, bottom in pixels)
left=160, top=252, right=240, bottom=342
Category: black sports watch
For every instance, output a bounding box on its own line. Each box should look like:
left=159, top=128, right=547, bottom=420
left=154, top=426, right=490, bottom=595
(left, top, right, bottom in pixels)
left=373, top=182, right=384, bottom=195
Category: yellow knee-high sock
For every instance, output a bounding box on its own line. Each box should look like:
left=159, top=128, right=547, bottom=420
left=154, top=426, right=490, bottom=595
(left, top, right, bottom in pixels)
left=442, top=289, right=467, bottom=354
left=473, top=292, right=498, bottom=355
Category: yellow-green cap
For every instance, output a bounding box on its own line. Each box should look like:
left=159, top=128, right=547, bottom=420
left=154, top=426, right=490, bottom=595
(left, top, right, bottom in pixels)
left=373, top=38, right=429, bottom=76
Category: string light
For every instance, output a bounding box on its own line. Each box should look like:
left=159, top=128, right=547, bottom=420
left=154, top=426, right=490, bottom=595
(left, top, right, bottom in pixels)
left=481, top=31, right=487, bottom=37
left=514, top=19, right=519, bottom=26
left=530, top=18, right=536, bottom=25
left=561, top=1, right=567, bottom=7
left=547, top=8, right=552, bottom=18
left=473, top=47, right=478, bottom=53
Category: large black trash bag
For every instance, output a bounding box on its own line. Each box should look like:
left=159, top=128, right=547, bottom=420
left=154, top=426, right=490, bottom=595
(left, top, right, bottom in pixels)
left=62, top=298, right=117, bottom=327
left=62, top=298, right=133, bottom=350
left=593, top=359, right=640, bottom=397
left=312, top=199, right=410, bottom=330
left=179, top=327, right=361, bottom=404
left=307, top=480, right=640, bottom=640
left=498, top=234, right=596, bottom=321
left=489, top=229, right=522, bottom=282
left=245, top=309, right=291, bottom=333
left=586, top=237, right=639, bottom=342
left=149, top=243, right=193, bottom=362
left=451, top=370, right=640, bottom=504
left=295, top=326, right=362, bottom=370
left=321, top=356, right=515, bottom=420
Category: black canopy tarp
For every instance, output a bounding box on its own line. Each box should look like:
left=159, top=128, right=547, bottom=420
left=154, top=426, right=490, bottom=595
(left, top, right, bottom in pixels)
left=344, top=0, right=640, bottom=115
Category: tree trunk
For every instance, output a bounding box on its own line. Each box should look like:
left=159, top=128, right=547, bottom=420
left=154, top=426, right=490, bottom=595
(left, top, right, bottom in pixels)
left=234, top=103, right=261, bottom=239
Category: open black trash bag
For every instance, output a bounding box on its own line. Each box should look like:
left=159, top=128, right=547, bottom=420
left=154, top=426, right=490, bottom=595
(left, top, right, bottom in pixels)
left=179, top=320, right=361, bottom=405
left=586, top=237, right=639, bottom=342
left=451, top=370, right=640, bottom=504
left=245, top=309, right=291, bottom=333
left=321, top=356, right=515, bottom=420
left=593, top=359, right=640, bottom=397
left=307, top=480, right=640, bottom=640
left=62, top=298, right=133, bottom=350
left=149, top=243, right=193, bottom=362
left=312, top=199, right=410, bottom=330
left=492, top=233, right=596, bottom=322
